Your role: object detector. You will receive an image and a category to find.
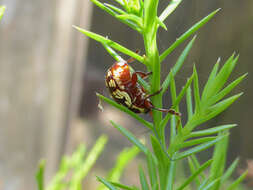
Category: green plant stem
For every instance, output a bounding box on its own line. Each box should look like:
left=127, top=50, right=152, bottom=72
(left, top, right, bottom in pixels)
left=143, top=0, right=162, bottom=139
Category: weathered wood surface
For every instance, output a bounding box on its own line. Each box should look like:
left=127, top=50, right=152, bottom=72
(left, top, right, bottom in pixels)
left=0, top=0, right=92, bottom=189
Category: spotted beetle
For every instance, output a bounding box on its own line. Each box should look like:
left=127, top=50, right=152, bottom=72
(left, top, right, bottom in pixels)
left=105, top=55, right=181, bottom=116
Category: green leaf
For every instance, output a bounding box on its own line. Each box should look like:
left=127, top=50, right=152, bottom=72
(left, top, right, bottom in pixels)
left=160, top=73, right=194, bottom=131
left=47, top=156, right=72, bottom=190
left=159, top=0, right=183, bottom=22
left=122, top=0, right=130, bottom=12
left=112, top=0, right=125, bottom=7
left=97, top=93, right=152, bottom=130
left=221, top=158, right=239, bottom=184
left=110, top=121, right=149, bottom=155
left=36, top=160, right=45, bottom=190
left=207, top=73, right=247, bottom=106
left=104, top=3, right=126, bottom=14
left=169, top=75, right=179, bottom=143
left=146, top=152, right=158, bottom=190
left=116, top=14, right=143, bottom=28
left=177, top=159, right=212, bottom=190
left=71, top=144, right=86, bottom=170
left=111, top=182, right=138, bottom=190
left=190, top=155, right=202, bottom=174
left=201, top=58, right=220, bottom=100
left=97, top=176, right=119, bottom=190
left=91, top=0, right=141, bottom=32
left=164, top=160, right=177, bottom=190
left=206, top=93, right=243, bottom=120
left=197, top=178, right=209, bottom=190
left=174, top=74, right=194, bottom=109
left=0, top=6, right=5, bottom=21
left=160, top=9, right=220, bottom=62
left=188, top=157, right=201, bottom=186
left=91, top=0, right=116, bottom=15
left=226, top=170, right=248, bottom=190
left=98, top=146, right=139, bottom=190
left=170, top=74, right=177, bottom=106
left=191, top=93, right=242, bottom=128
left=73, top=26, right=144, bottom=63
left=202, top=54, right=239, bottom=101
left=150, top=135, right=168, bottom=166
left=171, top=36, right=196, bottom=76
left=165, top=161, right=176, bottom=190
left=201, top=178, right=220, bottom=190
left=161, top=36, right=196, bottom=95
left=187, top=124, right=236, bottom=138
left=176, top=137, right=217, bottom=150
left=174, top=134, right=227, bottom=160
left=102, top=43, right=125, bottom=62
left=209, top=131, right=229, bottom=189
left=193, top=66, right=201, bottom=113
left=139, top=166, right=150, bottom=190
left=186, top=87, right=193, bottom=119
left=156, top=17, right=167, bottom=30
left=107, top=146, right=139, bottom=182
left=70, top=135, right=108, bottom=189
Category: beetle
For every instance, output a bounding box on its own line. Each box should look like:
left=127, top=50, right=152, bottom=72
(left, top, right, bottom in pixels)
left=105, top=55, right=181, bottom=116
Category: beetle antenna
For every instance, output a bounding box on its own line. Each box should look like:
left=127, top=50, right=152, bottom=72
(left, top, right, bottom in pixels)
left=126, top=49, right=141, bottom=64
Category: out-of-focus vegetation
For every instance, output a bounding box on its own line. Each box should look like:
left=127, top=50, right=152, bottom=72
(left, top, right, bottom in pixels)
left=36, top=135, right=139, bottom=190
left=0, top=6, right=5, bottom=20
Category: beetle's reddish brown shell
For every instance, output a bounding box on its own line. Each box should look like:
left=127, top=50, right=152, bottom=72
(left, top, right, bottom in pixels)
left=105, top=61, right=150, bottom=113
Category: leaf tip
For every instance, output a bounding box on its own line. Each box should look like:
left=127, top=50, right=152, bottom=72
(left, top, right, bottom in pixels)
left=243, top=72, right=248, bottom=78
left=216, top=8, right=222, bottom=12
left=0, top=5, right=6, bottom=10
left=72, top=25, right=82, bottom=32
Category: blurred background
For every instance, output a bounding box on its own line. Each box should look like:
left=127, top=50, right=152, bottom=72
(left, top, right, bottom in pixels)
left=0, top=0, right=252, bottom=189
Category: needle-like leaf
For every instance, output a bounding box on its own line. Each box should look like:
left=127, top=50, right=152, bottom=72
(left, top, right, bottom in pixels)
left=96, top=93, right=152, bottom=129
left=159, top=0, right=183, bottom=22
left=160, top=9, right=220, bottom=62
left=177, top=159, right=212, bottom=190
left=110, top=121, right=149, bottom=155
left=187, top=124, right=236, bottom=138
left=73, top=26, right=144, bottom=63
left=161, top=36, right=196, bottom=95
left=174, top=134, right=226, bottom=160
left=97, top=176, right=119, bottom=190
left=139, top=166, right=150, bottom=190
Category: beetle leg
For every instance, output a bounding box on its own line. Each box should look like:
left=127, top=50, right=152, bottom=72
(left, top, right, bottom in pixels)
left=131, top=71, right=152, bottom=87
left=144, top=93, right=181, bottom=116
left=131, top=72, right=138, bottom=86
left=126, top=50, right=140, bottom=64
left=135, top=71, right=152, bottom=79
left=152, top=107, right=181, bottom=117
left=144, top=87, right=162, bottom=99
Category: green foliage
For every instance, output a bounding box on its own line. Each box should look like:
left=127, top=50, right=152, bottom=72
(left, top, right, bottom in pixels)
left=98, top=146, right=139, bottom=190
left=0, top=6, right=5, bottom=21
left=36, top=160, right=45, bottom=190
left=36, top=136, right=139, bottom=190
left=36, top=135, right=107, bottom=190
left=74, top=0, right=247, bottom=190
